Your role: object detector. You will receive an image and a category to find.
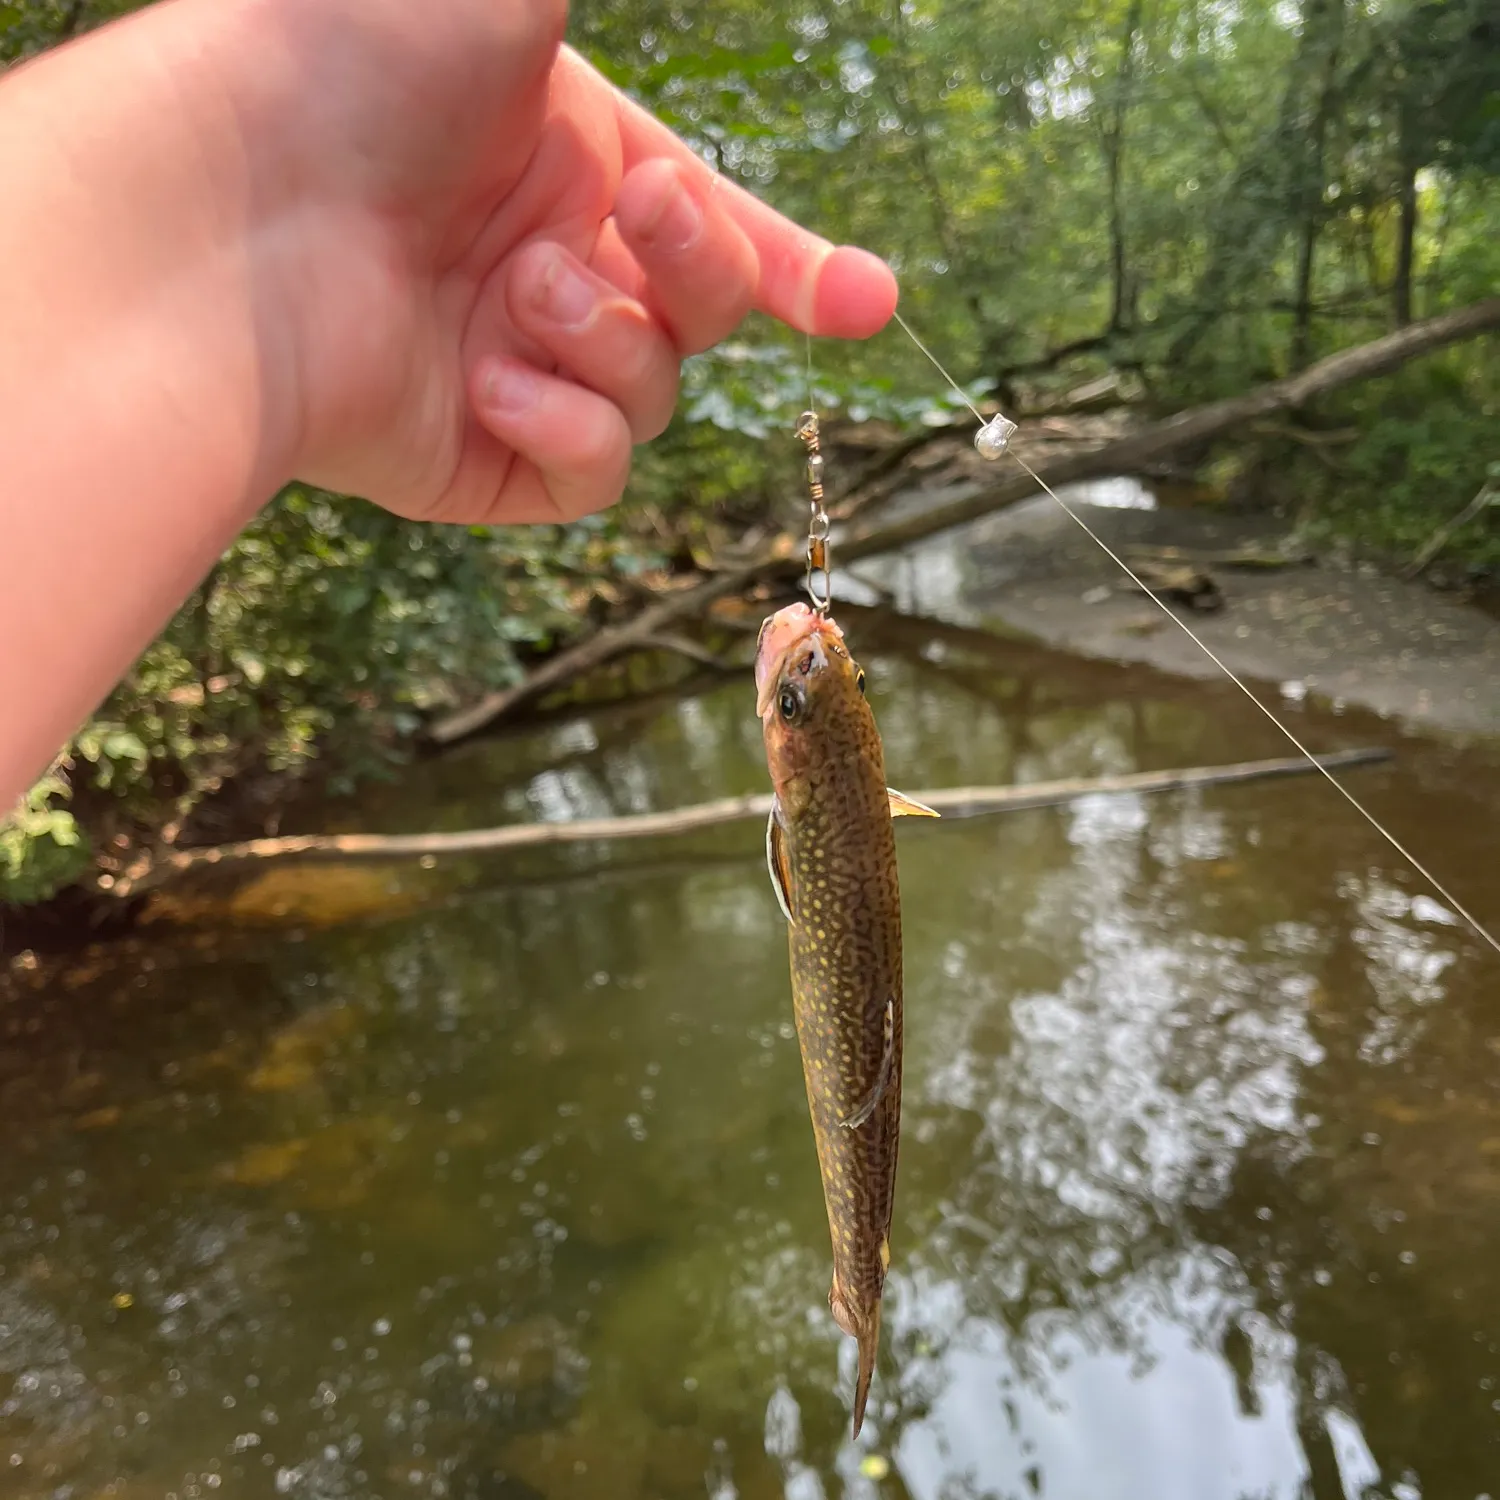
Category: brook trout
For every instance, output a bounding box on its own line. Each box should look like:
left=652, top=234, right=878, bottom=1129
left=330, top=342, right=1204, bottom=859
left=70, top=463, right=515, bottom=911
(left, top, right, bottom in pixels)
left=754, top=601, right=937, bottom=1438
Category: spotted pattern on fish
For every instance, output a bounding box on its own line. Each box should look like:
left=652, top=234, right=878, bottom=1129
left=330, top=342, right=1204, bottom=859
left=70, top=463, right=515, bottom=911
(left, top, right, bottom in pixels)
left=780, top=741, right=903, bottom=1335
left=756, top=602, right=931, bottom=1438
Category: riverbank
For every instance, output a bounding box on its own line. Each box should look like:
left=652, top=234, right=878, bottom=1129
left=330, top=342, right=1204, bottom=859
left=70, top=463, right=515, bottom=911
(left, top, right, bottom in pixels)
left=856, top=474, right=1500, bottom=742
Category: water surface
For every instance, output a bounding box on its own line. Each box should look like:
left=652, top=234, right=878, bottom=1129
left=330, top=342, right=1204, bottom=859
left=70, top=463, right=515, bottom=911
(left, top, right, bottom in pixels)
left=4, top=532, right=1500, bottom=1499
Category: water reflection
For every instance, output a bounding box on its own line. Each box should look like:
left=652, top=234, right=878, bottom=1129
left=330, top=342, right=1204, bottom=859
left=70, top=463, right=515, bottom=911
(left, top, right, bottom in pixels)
left=3, top=606, right=1500, bottom=1497
left=888, top=1251, right=1309, bottom=1500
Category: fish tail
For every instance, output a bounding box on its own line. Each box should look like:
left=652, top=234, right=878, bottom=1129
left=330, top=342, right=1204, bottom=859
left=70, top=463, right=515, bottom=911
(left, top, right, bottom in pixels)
left=852, top=1299, right=882, bottom=1439
left=832, top=1277, right=882, bottom=1438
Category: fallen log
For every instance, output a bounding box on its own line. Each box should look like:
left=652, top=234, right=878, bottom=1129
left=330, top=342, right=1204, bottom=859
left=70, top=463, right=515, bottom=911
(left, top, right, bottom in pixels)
left=637, top=632, right=734, bottom=670
left=427, top=297, right=1500, bottom=745
left=1123, top=543, right=1313, bottom=570
left=834, top=297, right=1500, bottom=565
left=111, top=748, right=1391, bottom=899
left=426, top=572, right=760, bottom=744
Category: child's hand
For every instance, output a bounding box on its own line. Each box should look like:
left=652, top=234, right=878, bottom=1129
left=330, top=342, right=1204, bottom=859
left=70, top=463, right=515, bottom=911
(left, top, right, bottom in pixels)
left=237, top=0, right=897, bottom=523
left=0, top=0, right=898, bottom=803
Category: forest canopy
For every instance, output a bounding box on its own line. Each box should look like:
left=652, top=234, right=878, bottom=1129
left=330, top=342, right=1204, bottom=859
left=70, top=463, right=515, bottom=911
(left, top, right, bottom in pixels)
left=2, top=0, right=1497, bottom=905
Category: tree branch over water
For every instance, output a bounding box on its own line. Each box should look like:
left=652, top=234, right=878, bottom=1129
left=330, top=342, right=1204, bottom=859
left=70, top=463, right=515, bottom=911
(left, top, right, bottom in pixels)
left=110, top=749, right=1392, bottom=900
left=427, top=297, right=1500, bottom=747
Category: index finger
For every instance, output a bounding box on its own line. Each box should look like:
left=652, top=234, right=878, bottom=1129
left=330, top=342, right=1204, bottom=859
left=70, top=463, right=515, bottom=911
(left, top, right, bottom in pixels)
left=556, top=46, right=898, bottom=339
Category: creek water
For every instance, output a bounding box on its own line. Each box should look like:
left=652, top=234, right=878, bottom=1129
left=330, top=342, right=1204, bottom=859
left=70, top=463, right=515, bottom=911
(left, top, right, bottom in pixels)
left=4, top=500, right=1500, bottom=1499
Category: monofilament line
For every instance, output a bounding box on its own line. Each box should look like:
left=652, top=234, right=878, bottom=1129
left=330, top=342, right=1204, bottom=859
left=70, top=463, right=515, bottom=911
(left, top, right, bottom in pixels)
left=891, top=312, right=977, bottom=418
left=891, top=307, right=1500, bottom=960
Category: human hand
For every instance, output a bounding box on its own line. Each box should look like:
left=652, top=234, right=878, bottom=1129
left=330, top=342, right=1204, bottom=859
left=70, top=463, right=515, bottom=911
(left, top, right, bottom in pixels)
left=228, top=0, right=897, bottom=524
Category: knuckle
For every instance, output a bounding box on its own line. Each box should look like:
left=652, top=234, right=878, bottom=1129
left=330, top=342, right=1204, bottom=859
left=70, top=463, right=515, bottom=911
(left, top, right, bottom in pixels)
left=604, top=312, right=679, bottom=443
left=630, top=366, right=680, bottom=443
left=568, top=410, right=633, bottom=508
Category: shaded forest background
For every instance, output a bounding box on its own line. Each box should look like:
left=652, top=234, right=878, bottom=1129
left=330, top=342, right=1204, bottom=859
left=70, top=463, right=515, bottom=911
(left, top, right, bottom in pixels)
left=2, top=0, right=1497, bottom=904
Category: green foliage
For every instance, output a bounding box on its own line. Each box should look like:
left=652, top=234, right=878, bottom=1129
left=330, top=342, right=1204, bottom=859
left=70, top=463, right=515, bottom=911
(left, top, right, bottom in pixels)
left=576, top=0, right=1499, bottom=398
left=0, top=0, right=140, bottom=63
left=1295, top=352, right=1500, bottom=568
left=1, top=485, right=636, bottom=903
left=0, top=767, right=89, bottom=906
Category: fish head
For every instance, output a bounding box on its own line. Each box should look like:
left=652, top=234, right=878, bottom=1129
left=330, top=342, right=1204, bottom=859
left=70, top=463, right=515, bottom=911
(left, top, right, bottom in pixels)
left=754, top=603, right=875, bottom=795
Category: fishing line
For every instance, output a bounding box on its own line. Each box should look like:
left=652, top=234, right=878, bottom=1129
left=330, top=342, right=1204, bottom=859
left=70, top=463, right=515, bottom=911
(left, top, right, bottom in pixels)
left=885, top=307, right=1500, bottom=960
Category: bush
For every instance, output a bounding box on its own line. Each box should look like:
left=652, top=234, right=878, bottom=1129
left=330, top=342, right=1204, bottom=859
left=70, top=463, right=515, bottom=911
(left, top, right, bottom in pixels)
left=1297, top=350, right=1500, bottom=568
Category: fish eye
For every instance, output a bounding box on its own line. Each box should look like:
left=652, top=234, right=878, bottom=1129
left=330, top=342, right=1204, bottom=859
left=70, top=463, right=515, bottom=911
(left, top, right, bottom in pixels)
left=778, top=687, right=801, bottom=723
left=855, top=669, right=867, bottom=696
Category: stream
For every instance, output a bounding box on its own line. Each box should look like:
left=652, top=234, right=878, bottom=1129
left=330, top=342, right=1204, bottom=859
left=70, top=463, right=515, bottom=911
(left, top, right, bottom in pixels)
left=3, top=494, right=1500, bottom=1499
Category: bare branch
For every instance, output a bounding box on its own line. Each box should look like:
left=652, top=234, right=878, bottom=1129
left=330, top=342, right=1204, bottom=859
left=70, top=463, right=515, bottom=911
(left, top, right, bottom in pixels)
left=112, top=750, right=1391, bottom=900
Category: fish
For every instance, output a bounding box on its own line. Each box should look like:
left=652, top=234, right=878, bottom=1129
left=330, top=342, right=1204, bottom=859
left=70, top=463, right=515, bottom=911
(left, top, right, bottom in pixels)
left=754, top=600, right=938, bottom=1438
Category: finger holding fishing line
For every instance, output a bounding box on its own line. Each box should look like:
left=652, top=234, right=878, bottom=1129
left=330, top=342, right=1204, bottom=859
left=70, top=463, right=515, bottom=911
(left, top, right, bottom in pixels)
left=608, top=163, right=899, bottom=353
left=452, top=55, right=899, bottom=529
left=559, top=46, right=899, bottom=339
left=588, top=154, right=881, bottom=375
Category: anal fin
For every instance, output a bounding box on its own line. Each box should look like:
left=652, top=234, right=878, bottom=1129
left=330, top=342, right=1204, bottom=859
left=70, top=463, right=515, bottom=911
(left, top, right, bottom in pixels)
left=839, top=997, right=895, bottom=1130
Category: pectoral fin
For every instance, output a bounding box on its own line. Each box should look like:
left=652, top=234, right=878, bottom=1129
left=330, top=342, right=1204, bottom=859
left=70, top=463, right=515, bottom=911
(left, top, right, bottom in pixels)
left=766, top=803, right=795, bottom=924
left=887, top=787, right=940, bottom=818
left=839, top=997, right=895, bottom=1131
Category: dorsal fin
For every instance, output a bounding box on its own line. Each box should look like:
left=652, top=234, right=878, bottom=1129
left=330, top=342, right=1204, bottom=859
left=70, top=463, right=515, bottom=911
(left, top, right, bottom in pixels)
left=888, top=787, right=940, bottom=818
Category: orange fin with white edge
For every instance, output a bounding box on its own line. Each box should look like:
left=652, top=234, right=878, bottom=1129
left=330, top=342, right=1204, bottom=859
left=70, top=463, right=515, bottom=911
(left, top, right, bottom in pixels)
left=765, top=802, right=795, bottom=924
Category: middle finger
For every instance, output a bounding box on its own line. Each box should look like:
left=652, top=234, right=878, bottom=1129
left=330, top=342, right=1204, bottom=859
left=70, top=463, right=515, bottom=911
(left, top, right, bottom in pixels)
left=610, top=157, right=760, bottom=357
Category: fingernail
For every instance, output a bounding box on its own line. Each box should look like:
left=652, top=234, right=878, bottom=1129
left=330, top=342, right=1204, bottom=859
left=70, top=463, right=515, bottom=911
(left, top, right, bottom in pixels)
left=642, top=184, right=703, bottom=254
left=480, top=359, right=538, bottom=413
left=535, top=250, right=597, bottom=329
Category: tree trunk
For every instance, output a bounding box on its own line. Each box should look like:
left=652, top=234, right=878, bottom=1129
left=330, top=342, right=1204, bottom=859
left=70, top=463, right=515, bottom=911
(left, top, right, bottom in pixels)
left=1104, top=0, right=1145, bottom=333
left=886, top=0, right=989, bottom=341
left=1394, top=162, right=1418, bottom=327
left=1289, top=222, right=1321, bottom=372
left=1172, top=0, right=1345, bottom=369
left=1289, top=0, right=1346, bottom=370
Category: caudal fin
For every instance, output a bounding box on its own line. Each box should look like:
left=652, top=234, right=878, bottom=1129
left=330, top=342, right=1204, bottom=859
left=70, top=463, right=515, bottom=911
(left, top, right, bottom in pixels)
left=851, top=1299, right=882, bottom=1439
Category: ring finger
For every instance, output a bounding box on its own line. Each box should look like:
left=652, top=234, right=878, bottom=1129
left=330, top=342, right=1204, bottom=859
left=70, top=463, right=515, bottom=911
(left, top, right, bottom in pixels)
left=503, top=239, right=681, bottom=443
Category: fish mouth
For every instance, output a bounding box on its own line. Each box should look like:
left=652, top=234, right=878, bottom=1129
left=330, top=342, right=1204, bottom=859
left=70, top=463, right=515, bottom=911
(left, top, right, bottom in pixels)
left=754, top=602, right=846, bottom=720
